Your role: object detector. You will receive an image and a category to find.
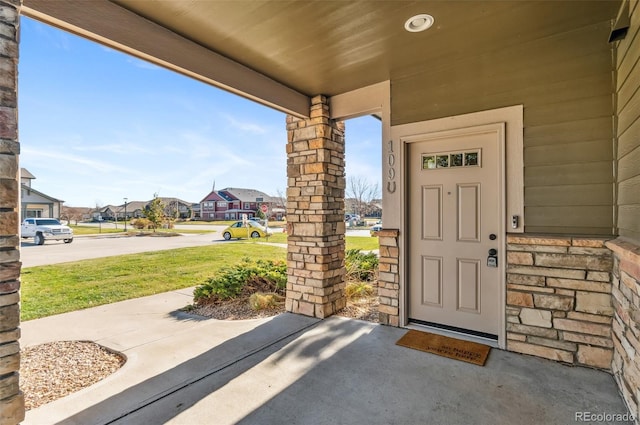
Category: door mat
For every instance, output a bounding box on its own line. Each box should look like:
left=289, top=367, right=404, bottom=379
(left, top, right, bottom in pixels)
left=396, top=329, right=491, bottom=366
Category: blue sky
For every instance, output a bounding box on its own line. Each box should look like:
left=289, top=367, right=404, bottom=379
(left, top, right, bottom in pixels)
left=18, top=17, right=381, bottom=208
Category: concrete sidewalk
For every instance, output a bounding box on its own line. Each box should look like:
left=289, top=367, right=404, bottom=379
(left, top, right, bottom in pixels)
left=21, top=290, right=632, bottom=425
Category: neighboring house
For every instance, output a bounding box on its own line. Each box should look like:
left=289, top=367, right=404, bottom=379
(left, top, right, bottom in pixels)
left=94, top=205, right=118, bottom=221
left=200, top=190, right=227, bottom=221
left=116, top=201, right=147, bottom=220
left=118, top=201, right=149, bottom=219
left=190, top=203, right=200, bottom=220
left=345, top=197, right=382, bottom=218
left=96, top=199, right=193, bottom=221
left=155, top=197, right=193, bottom=219
left=199, top=187, right=279, bottom=220
left=4, top=2, right=640, bottom=422
left=20, top=168, right=64, bottom=220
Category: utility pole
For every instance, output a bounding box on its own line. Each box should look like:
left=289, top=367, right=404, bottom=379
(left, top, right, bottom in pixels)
left=124, top=198, right=128, bottom=231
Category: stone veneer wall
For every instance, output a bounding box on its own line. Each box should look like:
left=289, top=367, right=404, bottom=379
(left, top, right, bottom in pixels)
left=376, top=230, right=639, bottom=417
left=607, top=238, right=640, bottom=419
left=506, top=235, right=615, bottom=369
left=0, top=1, right=23, bottom=424
left=285, top=95, right=347, bottom=319
left=377, top=229, right=399, bottom=326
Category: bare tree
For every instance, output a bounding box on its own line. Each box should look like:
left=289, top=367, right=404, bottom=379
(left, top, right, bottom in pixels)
left=60, top=206, right=87, bottom=225
left=346, top=176, right=380, bottom=218
left=274, top=188, right=287, bottom=208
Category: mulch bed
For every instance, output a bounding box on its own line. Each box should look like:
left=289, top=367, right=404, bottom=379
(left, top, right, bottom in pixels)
left=20, top=341, right=125, bottom=410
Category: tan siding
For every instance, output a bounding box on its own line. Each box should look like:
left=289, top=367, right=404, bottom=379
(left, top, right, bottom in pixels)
left=392, top=20, right=615, bottom=235
left=617, top=0, right=640, bottom=88
left=618, top=175, right=640, bottom=205
left=618, top=205, right=640, bottom=240
left=525, top=184, right=613, bottom=207
left=393, top=23, right=613, bottom=125
left=617, top=84, right=640, bottom=134
left=525, top=117, right=613, bottom=148
left=525, top=206, right=613, bottom=232
left=525, top=94, right=613, bottom=128
left=525, top=226, right=614, bottom=236
left=525, top=162, right=613, bottom=187
left=616, top=45, right=640, bottom=109
left=618, top=114, right=640, bottom=157
left=616, top=0, right=640, bottom=242
left=618, top=145, right=640, bottom=181
left=524, top=140, right=612, bottom=167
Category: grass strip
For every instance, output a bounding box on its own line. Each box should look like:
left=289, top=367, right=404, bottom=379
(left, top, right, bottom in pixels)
left=21, top=244, right=285, bottom=321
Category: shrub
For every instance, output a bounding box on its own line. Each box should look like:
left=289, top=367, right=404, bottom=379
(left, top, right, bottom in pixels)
left=249, top=292, right=283, bottom=310
left=345, top=249, right=378, bottom=282
left=131, top=218, right=153, bottom=229
left=345, top=282, right=374, bottom=299
left=194, top=257, right=287, bottom=306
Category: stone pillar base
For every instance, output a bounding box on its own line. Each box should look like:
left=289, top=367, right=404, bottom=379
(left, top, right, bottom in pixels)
left=606, top=238, right=640, bottom=420
left=378, top=229, right=400, bottom=326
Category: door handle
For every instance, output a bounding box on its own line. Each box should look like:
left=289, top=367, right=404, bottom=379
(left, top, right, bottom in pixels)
left=487, top=249, right=498, bottom=267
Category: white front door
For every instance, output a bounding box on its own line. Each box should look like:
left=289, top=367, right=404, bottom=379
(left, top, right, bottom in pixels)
left=407, top=123, right=505, bottom=338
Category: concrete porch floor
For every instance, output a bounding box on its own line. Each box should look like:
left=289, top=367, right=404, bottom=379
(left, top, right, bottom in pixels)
left=20, top=289, right=632, bottom=425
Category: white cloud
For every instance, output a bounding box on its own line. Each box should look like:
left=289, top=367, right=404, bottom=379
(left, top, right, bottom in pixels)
left=72, top=143, right=151, bottom=155
left=223, top=114, right=268, bottom=134
left=22, top=147, right=131, bottom=174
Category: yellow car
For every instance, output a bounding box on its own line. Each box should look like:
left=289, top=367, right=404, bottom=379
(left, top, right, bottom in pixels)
left=222, top=221, right=271, bottom=240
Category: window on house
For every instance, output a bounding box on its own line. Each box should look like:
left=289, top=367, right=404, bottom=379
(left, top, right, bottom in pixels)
left=422, top=149, right=481, bottom=170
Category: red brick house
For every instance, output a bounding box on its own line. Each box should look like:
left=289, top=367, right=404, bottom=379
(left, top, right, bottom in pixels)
left=199, top=187, right=277, bottom=220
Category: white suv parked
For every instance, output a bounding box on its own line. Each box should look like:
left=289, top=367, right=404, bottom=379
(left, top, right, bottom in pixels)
left=21, top=218, right=73, bottom=245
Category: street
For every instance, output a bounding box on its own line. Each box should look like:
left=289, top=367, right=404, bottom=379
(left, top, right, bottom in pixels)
left=20, top=225, right=372, bottom=268
left=19, top=232, right=225, bottom=268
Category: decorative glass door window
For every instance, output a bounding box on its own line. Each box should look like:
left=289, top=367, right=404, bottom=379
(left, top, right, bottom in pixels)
left=422, top=149, right=481, bottom=170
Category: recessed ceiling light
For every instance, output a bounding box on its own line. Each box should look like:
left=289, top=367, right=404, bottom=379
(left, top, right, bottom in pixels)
left=404, top=14, right=434, bottom=33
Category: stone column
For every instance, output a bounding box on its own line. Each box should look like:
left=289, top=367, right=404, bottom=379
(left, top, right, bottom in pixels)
left=285, top=95, right=346, bottom=318
left=0, top=1, right=23, bottom=424
left=378, top=229, right=400, bottom=326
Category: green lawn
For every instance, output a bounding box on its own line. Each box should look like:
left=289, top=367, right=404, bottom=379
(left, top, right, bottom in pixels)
left=242, top=233, right=379, bottom=251
left=21, top=243, right=286, bottom=321
left=69, top=226, right=126, bottom=235
left=21, top=234, right=379, bottom=321
left=346, top=236, right=379, bottom=251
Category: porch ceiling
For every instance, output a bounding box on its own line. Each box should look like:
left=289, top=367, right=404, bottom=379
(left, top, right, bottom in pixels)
left=21, top=0, right=619, bottom=117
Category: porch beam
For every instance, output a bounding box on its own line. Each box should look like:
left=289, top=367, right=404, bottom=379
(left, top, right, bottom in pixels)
left=22, top=0, right=311, bottom=118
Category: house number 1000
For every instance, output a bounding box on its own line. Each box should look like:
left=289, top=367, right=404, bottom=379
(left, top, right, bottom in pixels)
left=387, top=140, right=396, bottom=193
